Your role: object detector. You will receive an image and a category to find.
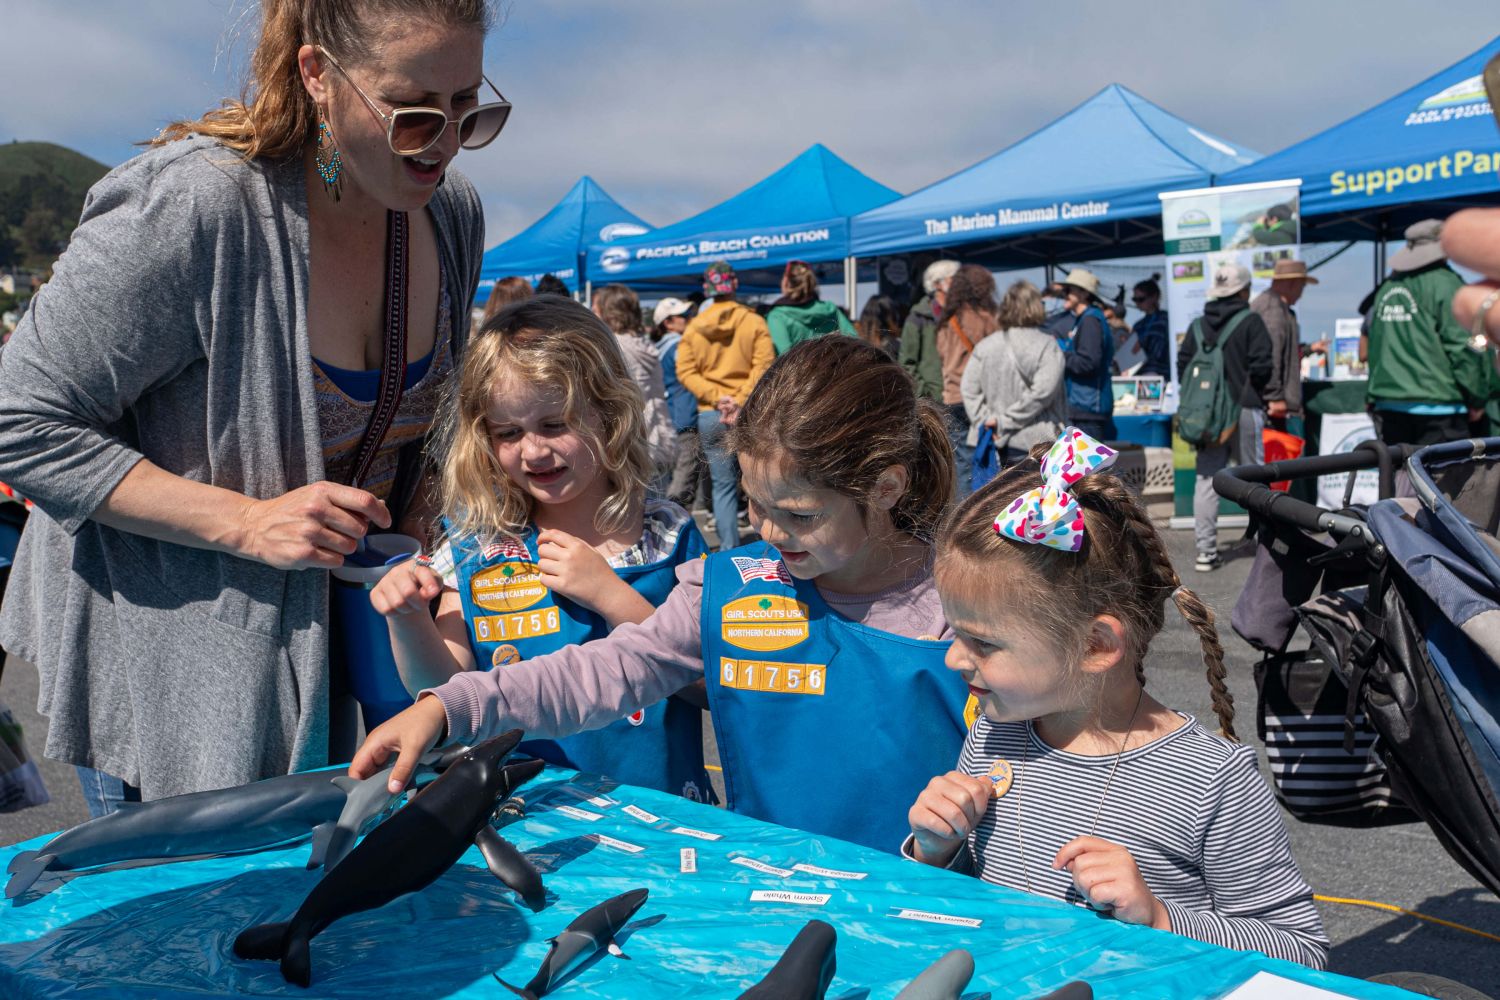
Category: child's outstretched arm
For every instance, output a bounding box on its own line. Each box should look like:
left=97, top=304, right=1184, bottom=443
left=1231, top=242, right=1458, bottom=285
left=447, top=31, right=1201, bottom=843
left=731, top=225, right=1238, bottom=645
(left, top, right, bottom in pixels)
left=350, top=559, right=711, bottom=786
left=907, top=771, right=992, bottom=869
left=371, top=560, right=475, bottom=694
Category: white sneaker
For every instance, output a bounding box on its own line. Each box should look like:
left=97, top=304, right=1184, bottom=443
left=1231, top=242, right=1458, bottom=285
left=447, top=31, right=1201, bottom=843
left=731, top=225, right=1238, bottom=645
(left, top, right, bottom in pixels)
left=1194, top=552, right=1221, bottom=572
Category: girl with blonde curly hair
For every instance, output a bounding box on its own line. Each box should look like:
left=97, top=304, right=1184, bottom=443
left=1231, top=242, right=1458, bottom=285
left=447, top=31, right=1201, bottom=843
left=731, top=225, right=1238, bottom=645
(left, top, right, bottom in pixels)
left=370, top=295, right=711, bottom=797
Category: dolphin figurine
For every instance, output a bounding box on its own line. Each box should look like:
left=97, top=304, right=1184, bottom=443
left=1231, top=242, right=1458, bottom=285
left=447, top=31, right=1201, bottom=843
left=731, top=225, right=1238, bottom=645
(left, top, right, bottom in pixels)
left=496, top=887, right=649, bottom=999
left=233, top=731, right=535, bottom=987
left=1034, top=984, right=1092, bottom=1000
left=737, top=919, right=837, bottom=999
left=4, top=748, right=466, bottom=899
left=894, top=949, right=975, bottom=1000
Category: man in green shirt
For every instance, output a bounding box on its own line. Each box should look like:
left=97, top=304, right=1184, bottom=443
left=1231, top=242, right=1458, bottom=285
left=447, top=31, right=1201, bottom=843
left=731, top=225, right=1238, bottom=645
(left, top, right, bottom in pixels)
left=1366, top=219, right=1487, bottom=447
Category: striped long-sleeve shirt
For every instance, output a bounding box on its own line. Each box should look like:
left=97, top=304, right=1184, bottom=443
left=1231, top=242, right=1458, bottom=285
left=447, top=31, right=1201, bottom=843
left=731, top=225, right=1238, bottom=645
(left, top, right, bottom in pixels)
left=906, top=714, right=1329, bottom=969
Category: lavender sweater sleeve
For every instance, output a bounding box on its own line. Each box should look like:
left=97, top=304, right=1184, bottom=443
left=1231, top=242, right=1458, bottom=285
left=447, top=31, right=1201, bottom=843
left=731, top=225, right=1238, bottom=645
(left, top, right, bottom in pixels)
left=428, top=557, right=949, bottom=745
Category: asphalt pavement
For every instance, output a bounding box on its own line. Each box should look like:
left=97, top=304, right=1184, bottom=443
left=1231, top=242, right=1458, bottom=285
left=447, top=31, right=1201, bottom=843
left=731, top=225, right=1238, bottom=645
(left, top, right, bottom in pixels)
left=1, top=523, right=1497, bottom=992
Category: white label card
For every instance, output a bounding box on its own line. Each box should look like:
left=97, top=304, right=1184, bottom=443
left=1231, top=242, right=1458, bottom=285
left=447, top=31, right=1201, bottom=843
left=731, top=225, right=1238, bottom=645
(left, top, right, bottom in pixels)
left=730, top=856, right=794, bottom=878
left=891, top=908, right=983, bottom=928
left=679, top=847, right=697, bottom=873
left=791, top=863, right=868, bottom=880
left=750, top=890, right=831, bottom=906
left=668, top=826, right=723, bottom=842
left=554, top=804, right=603, bottom=822
left=622, top=804, right=660, bottom=824
left=584, top=833, right=644, bottom=854
left=560, top=787, right=616, bottom=808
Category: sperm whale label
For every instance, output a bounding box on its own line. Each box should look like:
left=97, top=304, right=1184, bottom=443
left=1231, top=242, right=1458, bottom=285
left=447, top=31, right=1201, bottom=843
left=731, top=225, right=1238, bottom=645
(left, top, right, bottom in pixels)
left=731, top=856, right=795, bottom=877
left=891, top=907, right=983, bottom=928
left=584, top=833, right=644, bottom=854
left=554, top=804, right=603, bottom=822
left=791, top=863, right=868, bottom=880
left=750, top=890, right=831, bottom=906
left=668, top=826, right=722, bottom=841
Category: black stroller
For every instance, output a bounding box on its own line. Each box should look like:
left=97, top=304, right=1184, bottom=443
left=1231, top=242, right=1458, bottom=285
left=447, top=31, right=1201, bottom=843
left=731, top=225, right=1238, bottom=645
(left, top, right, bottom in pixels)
left=1215, top=440, right=1500, bottom=897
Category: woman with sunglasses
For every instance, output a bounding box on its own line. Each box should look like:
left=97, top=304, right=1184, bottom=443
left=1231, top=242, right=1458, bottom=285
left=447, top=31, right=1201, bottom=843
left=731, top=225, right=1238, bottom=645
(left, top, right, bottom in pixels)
left=1128, top=277, right=1171, bottom=379
left=0, top=0, right=505, bottom=813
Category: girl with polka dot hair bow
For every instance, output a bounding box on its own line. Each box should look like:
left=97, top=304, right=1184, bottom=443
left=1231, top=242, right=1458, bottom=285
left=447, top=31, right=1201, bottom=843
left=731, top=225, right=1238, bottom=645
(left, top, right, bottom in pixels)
left=904, top=427, right=1330, bottom=969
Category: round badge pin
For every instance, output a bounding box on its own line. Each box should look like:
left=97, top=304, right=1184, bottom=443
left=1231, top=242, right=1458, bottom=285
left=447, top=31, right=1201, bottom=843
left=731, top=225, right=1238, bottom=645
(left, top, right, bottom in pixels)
left=986, top=759, right=1014, bottom=799
left=491, top=644, right=521, bottom=668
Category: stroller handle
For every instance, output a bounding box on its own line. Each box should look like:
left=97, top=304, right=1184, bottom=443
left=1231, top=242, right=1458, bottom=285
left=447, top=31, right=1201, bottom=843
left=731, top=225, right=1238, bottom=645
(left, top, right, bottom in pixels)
left=1212, top=441, right=1407, bottom=541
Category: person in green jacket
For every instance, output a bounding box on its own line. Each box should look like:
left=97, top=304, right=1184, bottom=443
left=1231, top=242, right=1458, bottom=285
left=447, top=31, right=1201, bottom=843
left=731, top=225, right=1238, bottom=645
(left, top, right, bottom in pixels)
left=1366, top=219, right=1488, bottom=448
left=899, top=259, right=959, bottom=404
left=764, top=260, right=856, bottom=354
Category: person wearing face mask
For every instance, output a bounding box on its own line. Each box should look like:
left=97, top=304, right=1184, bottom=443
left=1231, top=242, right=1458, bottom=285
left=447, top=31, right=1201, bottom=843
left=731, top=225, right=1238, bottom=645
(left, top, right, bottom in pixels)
left=0, top=0, right=498, bottom=812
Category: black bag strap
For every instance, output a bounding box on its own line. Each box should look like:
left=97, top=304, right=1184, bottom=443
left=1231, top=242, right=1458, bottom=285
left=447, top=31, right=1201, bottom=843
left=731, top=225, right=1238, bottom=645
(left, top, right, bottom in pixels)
left=344, top=210, right=410, bottom=489
left=1345, top=558, right=1392, bottom=753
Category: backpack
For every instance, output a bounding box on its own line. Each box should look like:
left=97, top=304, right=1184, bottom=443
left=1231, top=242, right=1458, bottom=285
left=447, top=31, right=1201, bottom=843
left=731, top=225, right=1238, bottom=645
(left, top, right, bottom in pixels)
left=1176, top=310, right=1249, bottom=448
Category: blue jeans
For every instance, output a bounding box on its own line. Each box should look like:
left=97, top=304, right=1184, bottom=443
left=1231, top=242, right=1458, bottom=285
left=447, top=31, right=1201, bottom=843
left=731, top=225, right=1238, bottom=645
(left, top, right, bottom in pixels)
left=697, top=408, right=740, bottom=549
left=946, top=403, right=973, bottom=500
left=75, top=765, right=141, bottom=818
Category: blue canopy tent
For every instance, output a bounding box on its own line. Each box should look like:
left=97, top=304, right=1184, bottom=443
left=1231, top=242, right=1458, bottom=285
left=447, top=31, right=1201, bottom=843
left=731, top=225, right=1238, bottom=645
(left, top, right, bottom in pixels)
left=849, top=84, right=1259, bottom=269
left=477, top=176, right=651, bottom=296
left=1217, top=36, right=1500, bottom=253
left=584, top=144, right=899, bottom=296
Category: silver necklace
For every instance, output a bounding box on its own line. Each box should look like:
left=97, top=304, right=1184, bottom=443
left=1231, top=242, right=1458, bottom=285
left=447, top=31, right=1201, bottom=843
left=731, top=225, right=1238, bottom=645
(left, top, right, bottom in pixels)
left=1013, top=687, right=1145, bottom=894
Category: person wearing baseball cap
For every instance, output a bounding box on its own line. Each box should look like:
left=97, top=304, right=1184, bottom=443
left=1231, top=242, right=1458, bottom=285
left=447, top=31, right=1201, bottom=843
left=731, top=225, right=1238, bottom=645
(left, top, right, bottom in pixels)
left=1250, top=258, right=1320, bottom=427
left=654, top=297, right=710, bottom=511
left=1054, top=267, right=1116, bottom=442
left=1178, top=261, right=1273, bottom=571
left=1366, top=218, right=1489, bottom=449
left=677, top=262, right=773, bottom=547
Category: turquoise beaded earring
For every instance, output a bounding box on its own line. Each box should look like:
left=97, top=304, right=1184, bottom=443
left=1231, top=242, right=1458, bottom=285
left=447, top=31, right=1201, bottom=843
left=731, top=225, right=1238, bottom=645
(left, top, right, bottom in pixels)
left=314, top=108, right=343, bottom=202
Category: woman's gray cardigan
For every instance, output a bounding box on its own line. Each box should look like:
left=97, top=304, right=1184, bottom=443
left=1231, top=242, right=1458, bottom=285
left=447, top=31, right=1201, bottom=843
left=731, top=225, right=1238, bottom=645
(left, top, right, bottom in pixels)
left=0, top=136, right=483, bottom=799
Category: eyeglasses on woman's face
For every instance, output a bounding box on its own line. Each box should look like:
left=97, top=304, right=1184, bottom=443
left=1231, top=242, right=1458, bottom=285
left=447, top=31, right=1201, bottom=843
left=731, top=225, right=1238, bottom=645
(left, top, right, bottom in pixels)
left=319, top=46, right=511, bottom=157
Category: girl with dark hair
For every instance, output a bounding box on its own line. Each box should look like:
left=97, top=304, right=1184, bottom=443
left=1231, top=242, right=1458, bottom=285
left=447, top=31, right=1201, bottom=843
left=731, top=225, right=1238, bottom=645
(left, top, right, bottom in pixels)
left=765, top=260, right=856, bottom=354
left=0, top=0, right=498, bottom=811
left=480, top=275, right=533, bottom=325
left=906, top=428, right=1328, bottom=968
left=1129, top=275, right=1171, bottom=379
left=856, top=294, right=903, bottom=358
left=370, top=296, right=711, bottom=798
left=353, top=336, right=975, bottom=852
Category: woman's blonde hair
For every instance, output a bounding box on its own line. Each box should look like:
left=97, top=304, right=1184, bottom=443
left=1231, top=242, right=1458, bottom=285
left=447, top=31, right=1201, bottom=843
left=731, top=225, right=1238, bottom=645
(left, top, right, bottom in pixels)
left=781, top=261, right=819, bottom=305
left=152, top=0, right=491, bottom=159
left=439, top=295, right=651, bottom=541
left=997, top=279, right=1046, bottom=330
left=937, top=452, right=1237, bottom=739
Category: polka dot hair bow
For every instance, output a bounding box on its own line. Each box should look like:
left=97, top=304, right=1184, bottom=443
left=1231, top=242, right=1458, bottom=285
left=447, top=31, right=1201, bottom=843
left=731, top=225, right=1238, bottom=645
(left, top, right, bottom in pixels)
left=993, top=427, right=1117, bottom=552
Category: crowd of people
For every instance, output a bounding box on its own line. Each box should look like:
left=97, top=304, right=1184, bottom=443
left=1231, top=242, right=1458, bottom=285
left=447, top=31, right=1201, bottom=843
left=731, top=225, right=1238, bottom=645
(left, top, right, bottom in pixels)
left=7, top=0, right=1500, bottom=983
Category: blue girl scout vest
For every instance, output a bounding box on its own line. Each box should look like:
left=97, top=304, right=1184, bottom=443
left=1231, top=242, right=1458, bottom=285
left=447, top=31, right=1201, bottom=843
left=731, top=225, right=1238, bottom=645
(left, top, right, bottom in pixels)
left=450, top=520, right=712, bottom=800
left=700, top=544, right=977, bottom=852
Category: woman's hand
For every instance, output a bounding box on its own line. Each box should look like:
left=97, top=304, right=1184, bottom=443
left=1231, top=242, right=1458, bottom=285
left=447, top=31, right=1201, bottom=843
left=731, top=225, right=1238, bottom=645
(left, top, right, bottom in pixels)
left=908, top=771, right=992, bottom=867
left=536, top=528, right=622, bottom=612
left=1053, top=836, right=1170, bottom=929
left=349, top=694, right=449, bottom=793
left=371, top=559, right=444, bottom=617
left=1442, top=208, right=1500, bottom=345
left=236, top=482, right=391, bottom=570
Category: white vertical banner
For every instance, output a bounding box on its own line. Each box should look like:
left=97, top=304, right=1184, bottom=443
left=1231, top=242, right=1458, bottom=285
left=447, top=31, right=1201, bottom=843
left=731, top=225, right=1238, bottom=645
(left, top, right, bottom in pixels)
left=1158, top=180, right=1303, bottom=412
left=1316, top=412, right=1379, bottom=509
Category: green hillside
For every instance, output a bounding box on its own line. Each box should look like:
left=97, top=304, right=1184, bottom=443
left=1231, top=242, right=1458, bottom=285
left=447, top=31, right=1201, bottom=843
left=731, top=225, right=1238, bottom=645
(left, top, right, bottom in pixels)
left=0, top=141, right=110, bottom=270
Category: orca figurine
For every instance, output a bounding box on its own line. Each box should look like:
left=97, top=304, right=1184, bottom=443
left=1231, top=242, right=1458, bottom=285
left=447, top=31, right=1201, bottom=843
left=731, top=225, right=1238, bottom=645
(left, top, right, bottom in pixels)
left=496, top=887, right=649, bottom=999
left=233, top=731, right=536, bottom=987
left=737, top=919, right=837, bottom=1000
left=894, top=949, right=975, bottom=1000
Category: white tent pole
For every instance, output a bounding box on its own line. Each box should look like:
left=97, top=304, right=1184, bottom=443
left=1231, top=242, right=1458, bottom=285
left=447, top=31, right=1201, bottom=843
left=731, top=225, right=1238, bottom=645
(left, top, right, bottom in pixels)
left=844, top=256, right=857, bottom=315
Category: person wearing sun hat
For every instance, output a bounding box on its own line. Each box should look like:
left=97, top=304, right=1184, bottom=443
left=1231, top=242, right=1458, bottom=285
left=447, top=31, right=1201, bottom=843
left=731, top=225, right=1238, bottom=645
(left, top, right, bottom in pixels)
left=677, top=262, right=773, bottom=547
left=1366, top=219, right=1488, bottom=449
left=1251, top=258, right=1320, bottom=427
left=1054, top=267, right=1116, bottom=442
left=1178, top=262, right=1273, bottom=571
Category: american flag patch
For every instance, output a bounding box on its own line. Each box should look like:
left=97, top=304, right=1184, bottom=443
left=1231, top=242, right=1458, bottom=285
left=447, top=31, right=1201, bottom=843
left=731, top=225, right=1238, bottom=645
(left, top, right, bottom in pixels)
left=482, top=537, right=529, bottom=561
left=732, top=557, right=793, bottom=586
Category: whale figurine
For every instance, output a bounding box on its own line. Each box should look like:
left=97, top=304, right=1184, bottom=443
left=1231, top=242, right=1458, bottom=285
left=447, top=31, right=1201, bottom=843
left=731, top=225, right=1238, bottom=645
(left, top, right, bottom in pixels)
left=3, top=752, right=453, bottom=900
left=496, top=887, right=649, bottom=999
left=894, top=949, right=975, bottom=1000
left=233, top=731, right=535, bottom=987
left=738, top=919, right=837, bottom=999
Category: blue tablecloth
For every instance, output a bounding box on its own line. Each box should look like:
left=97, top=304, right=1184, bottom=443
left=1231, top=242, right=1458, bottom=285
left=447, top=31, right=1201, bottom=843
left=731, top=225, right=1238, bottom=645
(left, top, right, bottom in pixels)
left=1113, top=413, right=1173, bottom=448
left=0, top=767, right=1411, bottom=999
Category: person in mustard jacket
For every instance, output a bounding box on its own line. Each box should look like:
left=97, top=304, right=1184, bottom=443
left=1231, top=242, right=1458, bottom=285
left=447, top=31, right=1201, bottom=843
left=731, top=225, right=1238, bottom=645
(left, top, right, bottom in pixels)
left=676, top=262, right=775, bottom=547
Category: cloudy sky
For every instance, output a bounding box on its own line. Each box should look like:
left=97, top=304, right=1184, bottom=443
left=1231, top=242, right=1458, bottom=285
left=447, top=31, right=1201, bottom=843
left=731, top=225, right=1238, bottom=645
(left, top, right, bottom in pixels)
left=5, top=1, right=1498, bottom=336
